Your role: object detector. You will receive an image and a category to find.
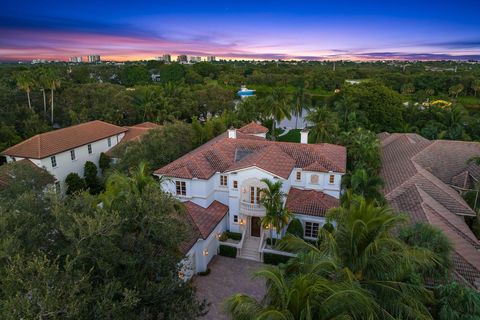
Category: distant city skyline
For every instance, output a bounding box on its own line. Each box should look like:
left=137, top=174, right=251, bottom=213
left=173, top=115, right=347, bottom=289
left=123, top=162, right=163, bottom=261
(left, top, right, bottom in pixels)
left=1, top=0, right=480, bottom=62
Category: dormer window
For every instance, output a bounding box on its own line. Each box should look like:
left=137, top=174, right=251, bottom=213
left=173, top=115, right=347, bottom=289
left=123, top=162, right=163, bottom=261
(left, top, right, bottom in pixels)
left=220, top=175, right=228, bottom=186
left=329, top=175, right=335, bottom=184
left=296, top=171, right=301, bottom=181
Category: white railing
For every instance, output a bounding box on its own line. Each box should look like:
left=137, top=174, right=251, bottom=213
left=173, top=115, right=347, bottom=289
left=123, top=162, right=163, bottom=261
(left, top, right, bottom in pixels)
left=237, top=227, right=247, bottom=257
left=240, top=201, right=266, bottom=216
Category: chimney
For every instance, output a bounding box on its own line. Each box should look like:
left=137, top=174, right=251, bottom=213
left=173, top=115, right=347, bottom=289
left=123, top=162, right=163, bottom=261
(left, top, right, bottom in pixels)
left=228, top=127, right=237, bottom=139
left=300, top=128, right=309, bottom=144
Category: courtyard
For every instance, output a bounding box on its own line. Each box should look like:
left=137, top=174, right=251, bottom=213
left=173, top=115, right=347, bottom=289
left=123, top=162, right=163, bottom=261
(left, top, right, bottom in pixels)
left=194, top=256, right=266, bottom=320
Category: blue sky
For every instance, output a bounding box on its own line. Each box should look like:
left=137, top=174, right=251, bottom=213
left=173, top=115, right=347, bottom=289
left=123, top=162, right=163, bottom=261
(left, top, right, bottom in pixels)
left=1, top=0, right=479, bottom=61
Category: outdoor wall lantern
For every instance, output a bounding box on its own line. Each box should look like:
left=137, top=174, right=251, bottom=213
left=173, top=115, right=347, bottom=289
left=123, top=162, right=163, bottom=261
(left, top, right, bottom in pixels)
left=239, top=219, right=245, bottom=225
left=203, top=249, right=209, bottom=256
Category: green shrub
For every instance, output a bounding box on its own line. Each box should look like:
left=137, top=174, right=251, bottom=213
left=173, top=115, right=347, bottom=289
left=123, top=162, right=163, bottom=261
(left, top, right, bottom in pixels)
left=226, top=231, right=242, bottom=241
left=286, top=218, right=304, bottom=238
left=263, top=252, right=291, bottom=265
left=84, top=161, right=102, bottom=194
left=219, top=245, right=237, bottom=258
left=219, top=232, right=228, bottom=242
left=99, top=152, right=111, bottom=173
left=322, top=222, right=335, bottom=233
left=65, top=173, right=85, bottom=195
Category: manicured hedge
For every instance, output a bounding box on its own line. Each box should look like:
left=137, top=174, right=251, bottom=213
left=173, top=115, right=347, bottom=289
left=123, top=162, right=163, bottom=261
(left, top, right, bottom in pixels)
left=219, top=245, right=237, bottom=258
left=263, top=252, right=291, bottom=265
left=226, top=231, right=242, bottom=241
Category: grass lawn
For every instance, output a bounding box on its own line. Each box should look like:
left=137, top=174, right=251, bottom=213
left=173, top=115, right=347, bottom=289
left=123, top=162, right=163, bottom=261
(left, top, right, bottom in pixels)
left=277, top=129, right=301, bottom=143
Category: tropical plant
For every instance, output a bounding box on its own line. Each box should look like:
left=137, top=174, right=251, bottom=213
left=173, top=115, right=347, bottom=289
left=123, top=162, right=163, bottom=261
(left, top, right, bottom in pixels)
left=339, top=127, right=381, bottom=173
left=449, top=84, right=464, bottom=98
left=434, top=282, right=480, bottom=320
left=399, top=223, right=452, bottom=279
left=276, top=197, right=437, bottom=320
left=225, top=265, right=380, bottom=319
left=16, top=71, right=34, bottom=110
left=43, top=69, right=61, bottom=124
left=342, top=168, right=384, bottom=203
left=65, top=172, right=86, bottom=195
left=84, top=161, right=102, bottom=194
left=291, top=85, right=311, bottom=129
left=262, top=89, right=291, bottom=140
left=472, top=80, right=480, bottom=97
left=259, top=178, right=292, bottom=244
left=305, top=106, right=339, bottom=143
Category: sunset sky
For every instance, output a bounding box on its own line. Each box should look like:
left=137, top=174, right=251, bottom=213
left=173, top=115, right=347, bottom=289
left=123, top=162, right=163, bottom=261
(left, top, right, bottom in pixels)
left=1, top=0, right=479, bottom=61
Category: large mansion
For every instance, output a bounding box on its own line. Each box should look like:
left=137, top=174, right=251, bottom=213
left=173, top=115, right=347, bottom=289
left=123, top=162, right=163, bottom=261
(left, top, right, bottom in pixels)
left=155, top=122, right=346, bottom=274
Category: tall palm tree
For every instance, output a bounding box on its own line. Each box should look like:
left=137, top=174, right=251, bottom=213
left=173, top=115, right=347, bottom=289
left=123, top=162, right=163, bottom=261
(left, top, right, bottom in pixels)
left=37, top=69, right=50, bottom=117
left=291, top=86, right=310, bottom=129
left=305, top=106, right=339, bottom=143
left=277, top=198, right=437, bottom=320
left=263, top=89, right=291, bottom=140
left=259, top=178, right=292, bottom=244
left=43, top=69, right=61, bottom=124
left=342, top=168, right=384, bottom=203
left=16, top=71, right=34, bottom=110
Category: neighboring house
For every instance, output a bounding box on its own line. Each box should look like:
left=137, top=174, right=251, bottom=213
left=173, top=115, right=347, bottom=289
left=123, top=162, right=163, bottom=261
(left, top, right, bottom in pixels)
left=379, top=133, right=480, bottom=290
left=1, top=120, right=158, bottom=192
left=155, top=122, right=346, bottom=275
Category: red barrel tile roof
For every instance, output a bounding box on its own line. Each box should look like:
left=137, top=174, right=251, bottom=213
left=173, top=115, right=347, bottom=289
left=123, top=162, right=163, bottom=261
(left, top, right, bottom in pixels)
left=285, top=187, right=339, bottom=217
left=2, top=120, right=127, bottom=159
left=238, top=122, right=269, bottom=134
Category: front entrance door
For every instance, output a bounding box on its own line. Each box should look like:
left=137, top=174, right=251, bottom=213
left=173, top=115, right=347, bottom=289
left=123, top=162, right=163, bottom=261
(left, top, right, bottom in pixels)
left=251, top=217, right=261, bottom=237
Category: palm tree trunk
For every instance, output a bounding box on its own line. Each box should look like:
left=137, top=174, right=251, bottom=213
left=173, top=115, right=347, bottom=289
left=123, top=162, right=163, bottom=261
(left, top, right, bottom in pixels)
left=294, top=109, right=298, bottom=129
left=26, top=91, right=32, bottom=110
left=42, top=89, right=47, bottom=116
left=271, top=118, right=275, bottom=141
left=50, top=89, right=54, bottom=124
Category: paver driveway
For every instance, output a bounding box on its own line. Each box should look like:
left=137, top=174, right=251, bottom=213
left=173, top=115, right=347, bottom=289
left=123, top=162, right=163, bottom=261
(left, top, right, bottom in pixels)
left=194, top=255, right=266, bottom=320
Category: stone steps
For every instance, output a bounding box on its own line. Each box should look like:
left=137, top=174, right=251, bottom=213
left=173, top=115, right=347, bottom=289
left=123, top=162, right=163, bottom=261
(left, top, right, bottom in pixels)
left=239, top=237, right=261, bottom=261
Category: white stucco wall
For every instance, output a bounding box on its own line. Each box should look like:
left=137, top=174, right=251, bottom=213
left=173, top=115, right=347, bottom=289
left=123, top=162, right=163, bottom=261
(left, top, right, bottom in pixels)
left=5, top=133, right=125, bottom=192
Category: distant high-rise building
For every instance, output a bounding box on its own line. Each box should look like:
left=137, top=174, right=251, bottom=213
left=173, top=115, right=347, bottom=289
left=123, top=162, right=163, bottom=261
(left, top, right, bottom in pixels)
left=155, top=54, right=171, bottom=63
left=69, top=56, right=83, bottom=63
left=207, top=56, right=216, bottom=62
left=189, top=56, right=202, bottom=63
left=177, top=55, right=188, bottom=63
left=87, top=55, right=101, bottom=63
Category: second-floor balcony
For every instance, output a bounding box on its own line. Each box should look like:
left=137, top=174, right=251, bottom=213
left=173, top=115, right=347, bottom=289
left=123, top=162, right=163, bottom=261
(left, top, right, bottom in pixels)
left=240, top=201, right=266, bottom=217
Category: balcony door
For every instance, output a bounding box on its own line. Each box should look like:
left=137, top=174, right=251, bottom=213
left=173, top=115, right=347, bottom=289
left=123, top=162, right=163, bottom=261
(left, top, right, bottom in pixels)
left=251, top=216, right=261, bottom=237
left=250, top=186, right=261, bottom=204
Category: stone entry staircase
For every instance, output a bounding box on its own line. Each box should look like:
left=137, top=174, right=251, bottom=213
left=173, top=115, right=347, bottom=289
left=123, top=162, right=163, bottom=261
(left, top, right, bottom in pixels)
left=239, top=236, right=261, bottom=261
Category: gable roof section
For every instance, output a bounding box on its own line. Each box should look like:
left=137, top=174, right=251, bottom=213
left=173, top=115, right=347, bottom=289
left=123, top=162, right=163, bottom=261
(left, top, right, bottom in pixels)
left=155, top=130, right=346, bottom=180
left=286, top=187, right=339, bottom=217
left=380, top=133, right=480, bottom=289
left=184, top=201, right=228, bottom=239
left=2, top=120, right=127, bottom=159
left=238, top=122, right=269, bottom=134
left=122, top=122, right=160, bottom=142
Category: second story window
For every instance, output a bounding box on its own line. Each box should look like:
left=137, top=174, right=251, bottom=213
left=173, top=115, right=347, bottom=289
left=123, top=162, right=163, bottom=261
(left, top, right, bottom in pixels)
left=250, top=186, right=261, bottom=204
left=88, top=144, right=92, bottom=154
left=296, top=171, right=301, bottom=181
left=220, top=175, right=228, bottom=186
left=70, top=149, right=76, bottom=160
left=51, top=156, right=57, bottom=168
left=233, top=180, right=238, bottom=189
left=175, top=181, right=186, bottom=196
left=329, top=175, right=335, bottom=184
left=107, top=137, right=112, bottom=147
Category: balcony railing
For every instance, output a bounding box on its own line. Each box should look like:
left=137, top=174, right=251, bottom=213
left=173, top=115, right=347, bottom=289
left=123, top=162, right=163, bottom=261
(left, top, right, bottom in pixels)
left=240, top=201, right=266, bottom=216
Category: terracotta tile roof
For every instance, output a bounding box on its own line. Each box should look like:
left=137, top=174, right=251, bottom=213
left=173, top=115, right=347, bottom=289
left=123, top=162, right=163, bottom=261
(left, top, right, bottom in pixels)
left=184, top=201, right=228, bottom=239
left=285, top=187, right=339, bottom=217
left=155, top=129, right=346, bottom=180
left=238, top=122, right=269, bottom=134
left=132, top=121, right=160, bottom=129
left=122, top=122, right=160, bottom=142
left=0, top=159, right=54, bottom=190
left=1, top=120, right=127, bottom=159
left=380, top=133, right=480, bottom=289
